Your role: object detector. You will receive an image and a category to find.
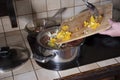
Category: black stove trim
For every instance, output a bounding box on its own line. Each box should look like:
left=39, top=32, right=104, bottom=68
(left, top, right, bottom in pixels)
left=27, top=33, right=120, bottom=71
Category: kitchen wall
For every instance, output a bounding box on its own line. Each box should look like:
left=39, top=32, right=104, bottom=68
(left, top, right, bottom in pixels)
left=0, top=0, right=111, bottom=33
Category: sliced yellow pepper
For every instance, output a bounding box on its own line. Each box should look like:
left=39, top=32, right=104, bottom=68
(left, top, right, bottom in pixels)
left=90, top=16, right=96, bottom=23
left=61, top=25, right=69, bottom=31
left=84, top=15, right=101, bottom=30
left=48, top=38, right=56, bottom=47
left=62, top=31, right=71, bottom=41
left=48, top=25, right=72, bottom=47
left=84, top=21, right=89, bottom=27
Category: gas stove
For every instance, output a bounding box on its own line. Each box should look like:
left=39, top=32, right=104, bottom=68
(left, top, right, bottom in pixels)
left=27, top=33, right=120, bottom=71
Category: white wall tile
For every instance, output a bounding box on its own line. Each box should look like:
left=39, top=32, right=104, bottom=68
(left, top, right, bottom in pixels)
left=1, top=77, right=13, bottom=80
left=13, top=60, right=33, bottom=75
left=7, top=41, right=25, bottom=47
left=15, top=0, right=32, bottom=15
left=6, top=35, right=23, bottom=44
left=62, top=7, right=74, bottom=20
left=48, top=9, right=62, bottom=24
left=75, top=0, right=100, bottom=6
left=18, top=15, right=33, bottom=29
left=0, top=33, right=5, bottom=37
left=0, top=34, right=7, bottom=47
left=31, top=0, right=47, bottom=13
left=0, top=36, right=6, bottom=47
left=36, top=68, right=60, bottom=80
left=48, top=10, right=59, bottom=18
left=24, top=40, right=33, bottom=57
left=75, top=5, right=87, bottom=15
left=0, top=33, right=6, bottom=47
left=31, top=59, right=42, bottom=70
left=97, top=58, right=118, bottom=67
left=115, top=57, right=120, bottom=63
left=61, top=0, right=74, bottom=8
left=21, top=30, right=28, bottom=40
left=0, top=39, right=6, bottom=47
left=75, top=0, right=84, bottom=6
left=101, top=0, right=112, bottom=2
left=33, top=12, right=47, bottom=20
left=59, top=68, right=80, bottom=77
left=79, top=63, right=99, bottom=72
left=47, top=0, right=60, bottom=11
left=100, top=0, right=112, bottom=5
left=1, top=16, right=19, bottom=32
left=0, top=71, right=12, bottom=79
left=5, top=30, right=21, bottom=37
left=88, top=0, right=100, bottom=3
left=14, top=71, right=37, bottom=80
left=0, top=19, right=4, bottom=33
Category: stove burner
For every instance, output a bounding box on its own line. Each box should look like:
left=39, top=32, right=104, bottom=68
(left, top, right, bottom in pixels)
left=27, top=33, right=120, bottom=71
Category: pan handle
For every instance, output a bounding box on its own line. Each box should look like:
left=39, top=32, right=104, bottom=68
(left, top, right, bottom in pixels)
left=33, top=53, right=56, bottom=63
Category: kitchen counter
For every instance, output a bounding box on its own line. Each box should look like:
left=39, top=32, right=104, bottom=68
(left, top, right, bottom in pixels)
left=0, top=30, right=120, bottom=80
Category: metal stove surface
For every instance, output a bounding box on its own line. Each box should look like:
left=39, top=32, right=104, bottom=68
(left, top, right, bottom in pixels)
left=27, top=33, right=120, bottom=71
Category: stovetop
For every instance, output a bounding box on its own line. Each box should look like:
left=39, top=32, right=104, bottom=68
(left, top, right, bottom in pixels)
left=27, top=33, right=120, bottom=70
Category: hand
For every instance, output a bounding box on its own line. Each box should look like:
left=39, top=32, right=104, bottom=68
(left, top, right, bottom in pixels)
left=99, top=19, right=120, bottom=37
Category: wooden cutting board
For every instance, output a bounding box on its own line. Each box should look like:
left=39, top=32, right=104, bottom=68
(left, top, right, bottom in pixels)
left=56, top=3, right=112, bottom=44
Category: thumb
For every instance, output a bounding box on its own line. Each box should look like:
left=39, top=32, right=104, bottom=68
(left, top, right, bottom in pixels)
left=99, top=28, right=113, bottom=36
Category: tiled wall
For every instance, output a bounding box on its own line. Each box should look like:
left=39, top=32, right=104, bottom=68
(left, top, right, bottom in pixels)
left=0, top=0, right=111, bottom=33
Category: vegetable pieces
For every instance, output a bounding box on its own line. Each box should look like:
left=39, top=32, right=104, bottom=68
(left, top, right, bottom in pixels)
left=48, top=26, right=71, bottom=47
left=84, top=15, right=102, bottom=29
left=48, top=15, right=103, bottom=47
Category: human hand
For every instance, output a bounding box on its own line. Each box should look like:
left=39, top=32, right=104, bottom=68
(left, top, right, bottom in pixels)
left=99, top=19, right=120, bottom=37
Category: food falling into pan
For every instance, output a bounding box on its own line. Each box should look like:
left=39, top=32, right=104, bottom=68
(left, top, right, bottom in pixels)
left=48, top=15, right=103, bottom=48
left=48, top=25, right=72, bottom=47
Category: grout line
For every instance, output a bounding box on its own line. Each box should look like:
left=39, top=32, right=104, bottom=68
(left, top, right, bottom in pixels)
left=14, top=0, right=33, bottom=17
left=0, top=76, right=13, bottom=80
left=19, top=30, right=39, bottom=80
left=13, top=0, right=18, bottom=16
left=77, top=66, right=81, bottom=72
left=114, top=58, right=120, bottom=63
left=29, top=0, right=34, bottom=14
left=0, top=70, right=14, bottom=80
left=96, top=62, right=101, bottom=68
left=96, top=58, right=119, bottom=68
left=60, top=0, right=62, bottom=8
left=13, top=28, right=39, bottom=80
left=19, top=30, right=28, bottom=48
left=29, top=59, right=39, bottom=80
left=11, top=70, right=15, bottom=80
left=12, top=70, right=37, bottom=78
left=73, top=0, right=75, bottom=17
left=29, top=0, right=36, bottom=22
left=60, top=0, right=63, bottom=22
left=57, top=71, right=62, bottom=79
left=46, top=0, right=49, bottom=18
left=0, top=18, right=8, bottom=46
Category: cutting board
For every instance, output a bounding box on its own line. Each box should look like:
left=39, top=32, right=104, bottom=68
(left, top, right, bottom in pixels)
left=56, top=3, right=112, bottom=44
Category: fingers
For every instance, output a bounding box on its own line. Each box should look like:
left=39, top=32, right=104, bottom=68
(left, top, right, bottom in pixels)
left=99, top=30, right=112, bottom=36
left=98, top=19, right=120, bottom=37
left=99, top=29, right=119, bottom=37
left=109, top=19, right=120, bottom=27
